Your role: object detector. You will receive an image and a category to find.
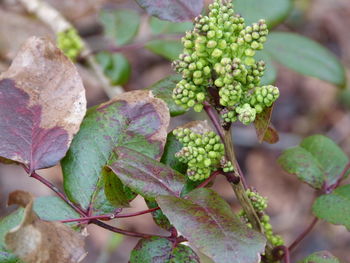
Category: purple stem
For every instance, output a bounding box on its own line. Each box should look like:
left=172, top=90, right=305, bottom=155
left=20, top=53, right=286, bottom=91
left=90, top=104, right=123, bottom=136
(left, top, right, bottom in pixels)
left=288, top=217, right=319, bottom=252
left=203, top=101, right=225, bottom=141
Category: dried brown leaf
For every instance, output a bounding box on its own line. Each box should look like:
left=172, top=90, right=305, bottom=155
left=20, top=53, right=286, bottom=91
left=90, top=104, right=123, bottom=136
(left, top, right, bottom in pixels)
left=5, top=190, right=86, bottom=263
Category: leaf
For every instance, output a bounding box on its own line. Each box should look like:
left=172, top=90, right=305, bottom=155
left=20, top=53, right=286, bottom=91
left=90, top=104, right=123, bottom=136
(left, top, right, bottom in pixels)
left=298, top=251, right=340, bottom=263
left=99, top=9, right=140, bottom=46
left=313, top=184, right=350, bottom=230
left=4, top=191, right=86, bottom=263
left=255, top=51, right=277, bottom=85
left=148, top=75, right=187, bottom=117
left=150, top=17, right=193, bottom=35
left=130, top=237, right=200, bottom=263
left=62, top=90, right=170, bottom=215
left=0, top=37, right=86, bottom=173
left=109, top=147, right=186, bottom=199
left=145, top=199, right=173, bottom=230
left=0, top=209, right=24, bottom=249
left=0, top=251, right=22, bottom=263
left=96, top=52, right=131, bottom=85
left=160, top=132, right=187, bottom=174
left=254, top=106, right=279, bottom=144
left=136, top=0, right=203, bottom=22
left=157, top=188, right=266, bottom=263
left=33, top=196, right=82, bottom=228
left=234, top=0, right=292, bottom=28
left=265, top=32, right=346, bottom=87
left=145, top=39, right=182, bottom=60
left=278, top=135, right=349, bottom=189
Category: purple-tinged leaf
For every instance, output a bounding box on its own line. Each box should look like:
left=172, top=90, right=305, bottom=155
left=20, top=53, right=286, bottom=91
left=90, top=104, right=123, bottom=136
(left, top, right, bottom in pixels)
left=130, top=237, right=200, bottom=263
left=157, top=188, right=266, bottom=263
left=109, top=147, right=186, bottom=199
left=254, top=106, right=279, bottom=144
left=135, top=0, right=203, bottom=22
left=62, top=90, right=170, bottom=215
left=0, top=37, right=86, bottom=172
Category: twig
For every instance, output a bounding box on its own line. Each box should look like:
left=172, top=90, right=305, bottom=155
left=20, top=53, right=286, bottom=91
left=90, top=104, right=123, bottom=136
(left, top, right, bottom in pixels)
left=288, top=217, right=318, bottom=252
left=196, top=170, right=220, bottom=188
left=203, top=101, right=225, bottom=141
left=23, top=167, right=87, bottom=217
left=273, top=246, right=290, bottom=263
left=18, top=0, right=123, bottom=98
left=92, top=220, right=169, bottom=239
left=115, top=207, right=160, bottom=218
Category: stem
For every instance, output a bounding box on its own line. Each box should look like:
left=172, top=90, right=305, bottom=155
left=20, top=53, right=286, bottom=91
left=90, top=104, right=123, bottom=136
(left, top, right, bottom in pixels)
left=60, top=214, right=113, bottom=223
left=92, top=220, right=169, bottom=239
left=196, top=170, right=220, bottom=188
left=288, top=217, right=318, bottom=252
left=116, top=207, right=160, bottom=218
left=24, top=167, right=87, bottom=217
left=273, top=246, right=290, bottom=263
left=203, top=101, right=225, bottom=141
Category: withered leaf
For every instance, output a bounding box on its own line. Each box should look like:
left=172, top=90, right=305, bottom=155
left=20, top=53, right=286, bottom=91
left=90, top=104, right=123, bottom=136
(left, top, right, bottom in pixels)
left=254, top=106, right=279, bottom=144
left=0, top=37, right=86, bottom=172
left=5, top=191, right=86, bottom=263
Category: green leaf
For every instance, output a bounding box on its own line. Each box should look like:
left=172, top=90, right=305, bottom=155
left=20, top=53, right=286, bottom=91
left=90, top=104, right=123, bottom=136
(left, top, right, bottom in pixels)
left=234, top=0, right=292, bottom=28
left=278, top=135, right=349, bottom=189
left=145, top=199, right=172, bottom=230
left=135, top=0, right=203, bottom=22
left=298, top=250, right=340, bottom=263
left=148, top=75, right=186, bottom=117
left=0, top=251, right=21, bottom=263
left=99, top=9, right=140, bottom=46
left=156, top=188, right=266, bottom=263
left=145, top=39, right=182, bottom=60
left=150, top=17, right=193, bottom=35
left=265, top=32, right=346, bottom=87
left=255, top=51, right=277, bottom=85
left=33, top=196, right=81, bottom=227
left=62, top=91, right=170, bottom=215
left=109, top=147, right=186, bottom=199
left=313, top=184, right=350, bottom=230
left=130, top=237, right=200, bottom=263
left=95, top=52, right=131, bottom=85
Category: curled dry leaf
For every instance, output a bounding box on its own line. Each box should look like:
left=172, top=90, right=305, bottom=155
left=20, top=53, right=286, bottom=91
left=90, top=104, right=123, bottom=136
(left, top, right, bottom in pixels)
left=254, top=106, right=279, bottom=144
left=5, top=190, right=86, bottom=263
left=0, top=36, right=86, bottom=172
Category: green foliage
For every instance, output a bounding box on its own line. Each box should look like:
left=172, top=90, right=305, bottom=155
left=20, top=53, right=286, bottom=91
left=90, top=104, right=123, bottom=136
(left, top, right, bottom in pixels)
left=265, top=32, right=346, bottom=87
left=95, top=52, right=131, bottom=85
left=172, top=0, right=279, bottom=125
left=150, top=17, right=193, bottom=35
left=157, top=188, right=266, bottom=263
left=99, top=9, right=140, bottom=46
left=173, top=128, right=233, bottom=181
left=57, top=28, right=84, bottom=61
left=278, top=135, right=349, bottom=189
left=61, top=95, right=167, bottom=215
left=313, top=184, right=350, bottom=230
left=145, top=39, right=183, bottom=60
left=130, top=237, right=200, bottom=263
left=298, top=251, right=340, bottom=263
left=234, top=0, right=292, bottom=29
left=148, top=75, right=187, bottom=117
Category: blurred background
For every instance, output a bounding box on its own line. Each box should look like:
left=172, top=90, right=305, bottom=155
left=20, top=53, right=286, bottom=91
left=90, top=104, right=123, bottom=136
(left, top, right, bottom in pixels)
left=1, top=0, right=350, bottom=262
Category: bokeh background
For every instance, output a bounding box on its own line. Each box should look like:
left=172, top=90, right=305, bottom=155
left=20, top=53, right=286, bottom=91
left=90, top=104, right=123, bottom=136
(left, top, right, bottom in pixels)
left=1, top=0, right=350, bottom=262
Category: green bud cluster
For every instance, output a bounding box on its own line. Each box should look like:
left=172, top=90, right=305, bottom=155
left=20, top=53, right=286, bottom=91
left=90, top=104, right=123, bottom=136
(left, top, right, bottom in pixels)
left=57, top=28, right=84, bottom=61
left=173, top=128, right=227, bottom=181
left=172, top=0, right=279, bottom=125
left=239, top=189, right=284, bottom=247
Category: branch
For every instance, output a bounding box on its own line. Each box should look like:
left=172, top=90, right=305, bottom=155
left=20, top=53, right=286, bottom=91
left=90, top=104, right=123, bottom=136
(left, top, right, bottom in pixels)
left=18, top=0, right=123, bottom=98
left=23, top=167, right=87, bottom=217
left=288, top=217, right=318, bottom=252
left=92, top=220, right=169, bottom=239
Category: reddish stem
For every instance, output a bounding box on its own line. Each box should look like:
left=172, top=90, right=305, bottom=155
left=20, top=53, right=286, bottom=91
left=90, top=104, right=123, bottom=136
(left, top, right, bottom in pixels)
left=273, top=246, right=290, bottom=263
left=116, top=207, right=160, bottom=218
left=60, top=214, right=113, bottom=223
left=288, top=217, right=319, bottom=252
left=196, top=170, right=220, bottom=188
left=23, top=167, right=87, bottom=217
left=92, top=220, right=169, bottom=239
left=203, top=101, right=225, bottom=141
